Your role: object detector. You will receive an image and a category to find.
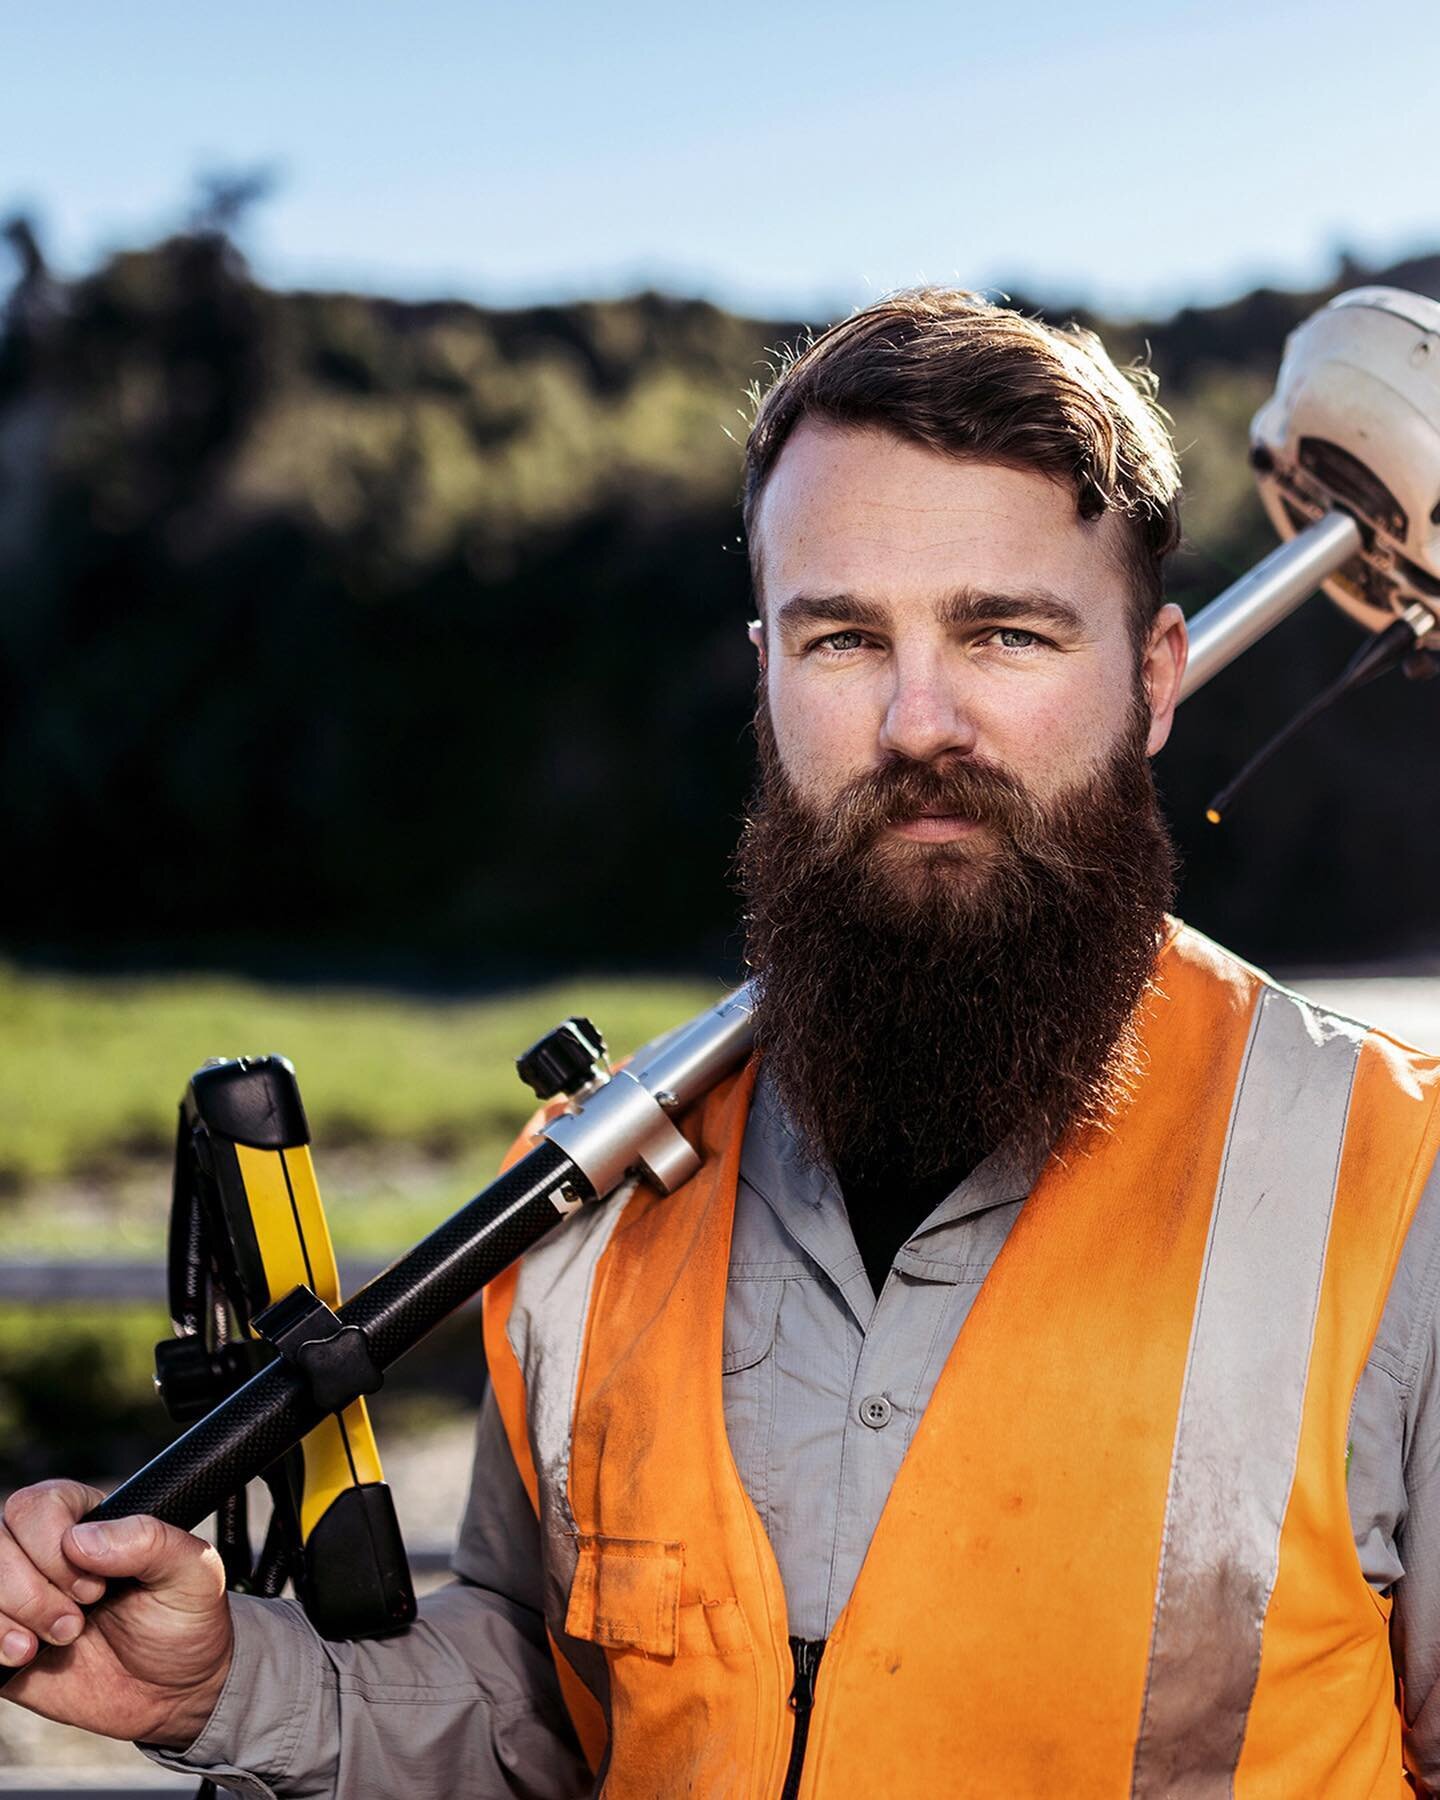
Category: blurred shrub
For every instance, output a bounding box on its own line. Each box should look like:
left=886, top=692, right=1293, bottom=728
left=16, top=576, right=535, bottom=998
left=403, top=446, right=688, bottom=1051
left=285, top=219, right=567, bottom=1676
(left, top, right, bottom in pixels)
left=0, top=1305, right=166, bottom=1487
left=0, top=222, right=780, bottom=976
left=3, top=225, right=1440, bottom=971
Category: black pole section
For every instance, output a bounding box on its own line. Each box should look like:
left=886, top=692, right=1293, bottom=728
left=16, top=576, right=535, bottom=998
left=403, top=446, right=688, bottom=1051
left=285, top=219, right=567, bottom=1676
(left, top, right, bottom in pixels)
left=0, top=1137, right=587, bottom=1690
left=113, top=1135, right=584, bottom=1523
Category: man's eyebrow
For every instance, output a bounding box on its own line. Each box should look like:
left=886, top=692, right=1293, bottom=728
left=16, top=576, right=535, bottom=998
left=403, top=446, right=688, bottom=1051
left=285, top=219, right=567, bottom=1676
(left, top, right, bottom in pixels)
left=938, top=587, right=1086, bottom=634
left=774, top=594, right=892, bottom=633
left=772, top=589, right=1087, bottom=637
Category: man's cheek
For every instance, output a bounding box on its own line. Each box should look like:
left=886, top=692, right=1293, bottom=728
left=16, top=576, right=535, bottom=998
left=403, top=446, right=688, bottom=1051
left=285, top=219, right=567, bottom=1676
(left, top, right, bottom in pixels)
left=772, top=723, right=861, bottom=808
left=770, top=705, right=871, bottom=806
left=988, top=707, right=1101, bottom=805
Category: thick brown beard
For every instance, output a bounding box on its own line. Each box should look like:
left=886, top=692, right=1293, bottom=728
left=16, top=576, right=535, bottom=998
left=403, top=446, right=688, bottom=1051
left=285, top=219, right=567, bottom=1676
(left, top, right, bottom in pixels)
left=735, top=702, right=1177, bottom=1186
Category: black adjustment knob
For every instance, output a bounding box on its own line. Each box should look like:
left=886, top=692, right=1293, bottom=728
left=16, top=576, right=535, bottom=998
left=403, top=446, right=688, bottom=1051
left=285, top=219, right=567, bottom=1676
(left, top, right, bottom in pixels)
left=515, top=1016, right=607, bottom=1101
left=153, top=1335, right=273, bottom=1424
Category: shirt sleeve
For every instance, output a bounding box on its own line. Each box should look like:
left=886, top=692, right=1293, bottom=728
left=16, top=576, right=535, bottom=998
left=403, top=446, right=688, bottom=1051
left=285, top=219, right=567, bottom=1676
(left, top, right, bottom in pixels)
left=142, top=1388, right=590, bottom=1800
left=1387, top=1152, right=1440, bottom=1796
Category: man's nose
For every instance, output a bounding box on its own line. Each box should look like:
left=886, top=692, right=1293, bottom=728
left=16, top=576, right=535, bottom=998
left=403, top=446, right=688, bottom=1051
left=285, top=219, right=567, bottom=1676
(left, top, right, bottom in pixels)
left=877, top=660, right=979, bottom=764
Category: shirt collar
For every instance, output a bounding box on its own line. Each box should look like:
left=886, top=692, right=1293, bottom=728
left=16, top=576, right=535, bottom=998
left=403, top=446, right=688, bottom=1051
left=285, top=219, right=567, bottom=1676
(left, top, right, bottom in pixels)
left=739, top=1064, right=1046, bottom=1279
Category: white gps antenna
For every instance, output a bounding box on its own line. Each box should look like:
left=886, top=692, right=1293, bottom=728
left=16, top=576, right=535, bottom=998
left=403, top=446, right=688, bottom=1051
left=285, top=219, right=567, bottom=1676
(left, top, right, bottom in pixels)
left=1182, top=287, right=1440, bottom=819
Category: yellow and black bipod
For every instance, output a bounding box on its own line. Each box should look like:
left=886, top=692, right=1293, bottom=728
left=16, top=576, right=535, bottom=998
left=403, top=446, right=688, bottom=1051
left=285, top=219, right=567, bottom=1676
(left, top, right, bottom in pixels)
left=154, top=1055, right=416, bottom=1639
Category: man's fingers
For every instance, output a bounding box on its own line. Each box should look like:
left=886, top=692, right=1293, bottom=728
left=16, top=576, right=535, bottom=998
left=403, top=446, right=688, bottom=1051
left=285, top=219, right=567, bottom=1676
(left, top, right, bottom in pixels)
left=3, top=1481, right=107, bottom=1605
left=0, top=1623, right=37, bottom=1667
left=0, top=1481, right=105, bottom=1665
left=63, top=1515, right=226, bottom=1614
left=0, top=1531, right=85, bottom=1653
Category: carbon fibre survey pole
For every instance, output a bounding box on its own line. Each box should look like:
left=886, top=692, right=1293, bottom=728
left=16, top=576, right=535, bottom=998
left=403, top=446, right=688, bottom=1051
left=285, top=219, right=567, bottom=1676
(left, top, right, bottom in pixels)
left=0, top=988, right=757, bottom=1690
left=86, top=1137, right=588, bottom=1533
left=0, top=507, right=1361, bottom=1601
left=99, top=985, right=754, bottom=1526
left=69, top=507, right=1374, bottom=1536
left=0, top=501, right=1369, bottom=1687
left=88, top=506, right=1363, bottom=1515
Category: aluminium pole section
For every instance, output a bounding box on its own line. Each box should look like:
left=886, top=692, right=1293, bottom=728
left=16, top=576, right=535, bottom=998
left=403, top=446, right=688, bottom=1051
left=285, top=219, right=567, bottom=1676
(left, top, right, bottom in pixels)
left=1179, top=510, right=1362, bottom=702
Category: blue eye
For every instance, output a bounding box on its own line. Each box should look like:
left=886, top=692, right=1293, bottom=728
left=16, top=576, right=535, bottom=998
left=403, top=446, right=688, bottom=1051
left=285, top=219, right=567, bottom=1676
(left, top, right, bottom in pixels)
left=815, top=630, right=867, bottom=653
left=995, top=628, right=1039, bottom=649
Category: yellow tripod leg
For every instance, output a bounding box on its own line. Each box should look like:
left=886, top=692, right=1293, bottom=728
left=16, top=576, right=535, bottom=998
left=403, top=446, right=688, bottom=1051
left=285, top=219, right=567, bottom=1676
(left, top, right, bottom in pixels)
left=232, top=1142, right=385, bottom=1533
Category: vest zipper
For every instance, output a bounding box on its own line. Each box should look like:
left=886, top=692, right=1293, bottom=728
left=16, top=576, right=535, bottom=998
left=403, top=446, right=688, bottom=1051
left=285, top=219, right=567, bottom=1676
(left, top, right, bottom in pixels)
left=780, top=1636, right=825, bottom=1800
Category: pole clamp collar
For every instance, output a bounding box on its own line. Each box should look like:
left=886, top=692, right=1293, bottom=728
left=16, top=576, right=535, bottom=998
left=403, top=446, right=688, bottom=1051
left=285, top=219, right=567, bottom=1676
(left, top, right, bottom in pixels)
left=253, top=1284, right=384, bottom=1415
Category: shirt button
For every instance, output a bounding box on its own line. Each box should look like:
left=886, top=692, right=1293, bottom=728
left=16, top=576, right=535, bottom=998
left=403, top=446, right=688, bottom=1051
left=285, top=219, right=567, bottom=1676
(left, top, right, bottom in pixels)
left=858, top=1394, right=893, bottom=1430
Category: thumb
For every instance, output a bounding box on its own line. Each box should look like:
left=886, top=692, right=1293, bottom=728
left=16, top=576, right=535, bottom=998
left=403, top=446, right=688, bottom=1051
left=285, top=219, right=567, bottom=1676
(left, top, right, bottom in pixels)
left=64, top=1516, right=224, bottom=1613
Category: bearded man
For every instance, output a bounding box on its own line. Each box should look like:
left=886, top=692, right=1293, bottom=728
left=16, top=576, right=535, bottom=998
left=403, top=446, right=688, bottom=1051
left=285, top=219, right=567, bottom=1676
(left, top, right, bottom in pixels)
left=4, top=290, right=1440, bottom=1797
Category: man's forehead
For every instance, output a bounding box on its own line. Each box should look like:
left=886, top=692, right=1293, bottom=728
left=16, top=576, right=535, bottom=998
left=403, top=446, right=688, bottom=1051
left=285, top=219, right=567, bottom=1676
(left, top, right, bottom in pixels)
left=751, top=420, right=1133, bottom=611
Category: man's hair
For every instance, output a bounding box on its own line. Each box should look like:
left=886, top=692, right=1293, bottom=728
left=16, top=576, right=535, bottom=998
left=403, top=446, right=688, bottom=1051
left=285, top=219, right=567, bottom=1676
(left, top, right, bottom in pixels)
left=743, top=288, right=1183, bottom=649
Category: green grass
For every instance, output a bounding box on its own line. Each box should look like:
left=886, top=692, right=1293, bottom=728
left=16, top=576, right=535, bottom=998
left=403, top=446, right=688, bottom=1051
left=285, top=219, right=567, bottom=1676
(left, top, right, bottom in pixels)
left=0, top=964, right=721, bottom=1254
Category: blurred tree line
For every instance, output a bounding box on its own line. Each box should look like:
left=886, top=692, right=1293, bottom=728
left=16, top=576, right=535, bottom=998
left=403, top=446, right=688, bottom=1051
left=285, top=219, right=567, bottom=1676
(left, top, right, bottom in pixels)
left=3, top=201, right=1440, bottom=977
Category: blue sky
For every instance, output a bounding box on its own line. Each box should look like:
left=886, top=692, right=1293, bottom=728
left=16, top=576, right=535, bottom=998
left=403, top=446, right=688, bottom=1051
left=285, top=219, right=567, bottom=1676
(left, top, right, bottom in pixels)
left=4, top=0, right=1437, bottom=320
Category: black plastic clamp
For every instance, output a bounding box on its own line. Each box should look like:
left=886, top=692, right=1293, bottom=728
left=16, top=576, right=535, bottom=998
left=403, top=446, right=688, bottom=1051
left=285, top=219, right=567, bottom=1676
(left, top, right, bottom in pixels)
left=252, top=1285, right=384, bottom=1416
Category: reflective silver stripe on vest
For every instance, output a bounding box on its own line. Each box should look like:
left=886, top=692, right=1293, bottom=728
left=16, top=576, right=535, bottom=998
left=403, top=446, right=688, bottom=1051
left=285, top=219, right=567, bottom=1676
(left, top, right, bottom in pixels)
left=1130, top=984, right=1366, bottom=1796
left=507, top=1177, right=638, bottom=1716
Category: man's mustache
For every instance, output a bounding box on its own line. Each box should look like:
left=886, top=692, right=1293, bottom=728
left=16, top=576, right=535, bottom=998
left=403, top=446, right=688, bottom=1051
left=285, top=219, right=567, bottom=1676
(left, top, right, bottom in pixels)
left=808, top=755, right=1040, bottom=855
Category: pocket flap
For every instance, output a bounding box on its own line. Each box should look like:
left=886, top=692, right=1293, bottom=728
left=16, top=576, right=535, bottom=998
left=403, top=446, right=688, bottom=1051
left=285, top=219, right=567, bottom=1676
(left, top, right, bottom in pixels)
left=721, top=1280, right=784, bottom=1374
left=564, top=1534, right=684, bottom=1656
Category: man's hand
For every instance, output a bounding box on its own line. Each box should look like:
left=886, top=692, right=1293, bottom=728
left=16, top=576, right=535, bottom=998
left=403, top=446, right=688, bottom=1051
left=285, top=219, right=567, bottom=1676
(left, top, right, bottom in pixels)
left=0, top=1480, right=233, bottom=1749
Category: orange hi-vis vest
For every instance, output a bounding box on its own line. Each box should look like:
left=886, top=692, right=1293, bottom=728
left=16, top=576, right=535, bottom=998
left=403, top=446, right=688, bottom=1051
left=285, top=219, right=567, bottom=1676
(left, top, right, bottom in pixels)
left=484, top=926, right=1440, bottom=1796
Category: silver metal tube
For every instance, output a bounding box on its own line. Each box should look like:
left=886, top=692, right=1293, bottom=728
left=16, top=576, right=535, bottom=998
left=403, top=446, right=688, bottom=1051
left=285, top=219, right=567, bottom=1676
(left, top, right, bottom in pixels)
left=1179, top=511, right=1361, bottom=702
left=540, top=985, right=758, bottom=1195
left=634, top=984, right=756, bottom=1110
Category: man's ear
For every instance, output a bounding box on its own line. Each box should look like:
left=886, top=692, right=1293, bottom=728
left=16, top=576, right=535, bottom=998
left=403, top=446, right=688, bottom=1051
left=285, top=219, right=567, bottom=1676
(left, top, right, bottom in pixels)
left=1142, top=603, right=1188, bottom=756
left=748, top=618, right=767, bottom=672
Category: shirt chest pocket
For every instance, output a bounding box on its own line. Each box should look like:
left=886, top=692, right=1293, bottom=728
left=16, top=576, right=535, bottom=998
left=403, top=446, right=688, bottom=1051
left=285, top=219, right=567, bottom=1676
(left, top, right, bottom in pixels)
left=721, top=1280, right=786, bottom=1524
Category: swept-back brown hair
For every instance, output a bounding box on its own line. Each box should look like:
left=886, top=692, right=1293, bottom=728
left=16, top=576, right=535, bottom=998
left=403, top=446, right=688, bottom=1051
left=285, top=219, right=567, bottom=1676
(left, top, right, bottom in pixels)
left=743, top=288, right=1183, bottom=648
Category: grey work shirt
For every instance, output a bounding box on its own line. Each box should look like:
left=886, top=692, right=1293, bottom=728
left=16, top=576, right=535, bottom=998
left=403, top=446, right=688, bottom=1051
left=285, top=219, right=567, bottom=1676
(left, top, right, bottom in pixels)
left=153, top=1065, right=1440, bottom=1797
